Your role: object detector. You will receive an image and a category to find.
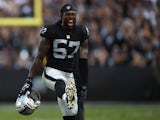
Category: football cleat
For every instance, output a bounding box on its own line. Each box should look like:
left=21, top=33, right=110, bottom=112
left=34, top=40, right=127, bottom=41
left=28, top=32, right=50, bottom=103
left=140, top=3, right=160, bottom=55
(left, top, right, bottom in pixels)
left=15, top=90, right=41, bottom=115
left=65, top=81, right=76, bottom=109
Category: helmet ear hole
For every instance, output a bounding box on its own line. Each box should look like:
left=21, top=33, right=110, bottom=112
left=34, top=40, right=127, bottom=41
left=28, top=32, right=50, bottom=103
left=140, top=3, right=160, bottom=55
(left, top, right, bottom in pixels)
left=15, top=90, right=41, bottom=115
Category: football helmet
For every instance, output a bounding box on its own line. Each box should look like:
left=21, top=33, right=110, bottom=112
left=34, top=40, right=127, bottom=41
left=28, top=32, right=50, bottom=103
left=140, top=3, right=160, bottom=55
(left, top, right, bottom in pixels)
left=60, top=4, right=77, bottom=15
left=15, top=90, right=41, bottom=115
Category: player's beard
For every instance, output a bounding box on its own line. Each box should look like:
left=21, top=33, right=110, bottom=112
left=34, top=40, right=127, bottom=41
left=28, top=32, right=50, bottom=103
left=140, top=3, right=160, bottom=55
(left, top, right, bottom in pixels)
left=63, top=19, right=76, bottom=30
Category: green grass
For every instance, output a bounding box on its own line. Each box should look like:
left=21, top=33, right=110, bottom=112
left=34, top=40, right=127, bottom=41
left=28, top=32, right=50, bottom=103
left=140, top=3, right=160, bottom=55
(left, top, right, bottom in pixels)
left=0, top=102, right=160, bottom=120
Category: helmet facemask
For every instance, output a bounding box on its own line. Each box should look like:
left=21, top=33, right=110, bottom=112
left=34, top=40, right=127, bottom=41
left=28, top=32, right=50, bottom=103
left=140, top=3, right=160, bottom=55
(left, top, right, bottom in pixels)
left=15, top=90, right=41, bottom=115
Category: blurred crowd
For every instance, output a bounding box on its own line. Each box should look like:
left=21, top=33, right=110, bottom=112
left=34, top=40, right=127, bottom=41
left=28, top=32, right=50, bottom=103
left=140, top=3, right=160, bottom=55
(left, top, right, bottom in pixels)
left=0, top=0, right=160, bottom=70
left=0, top=0, right=33, bottom=17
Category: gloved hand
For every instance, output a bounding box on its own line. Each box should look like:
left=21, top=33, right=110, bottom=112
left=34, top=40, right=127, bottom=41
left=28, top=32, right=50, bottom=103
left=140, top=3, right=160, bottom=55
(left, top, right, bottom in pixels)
left=18, top=78, right=32, bottom=97
left=79, top=85, right=87, bottom=102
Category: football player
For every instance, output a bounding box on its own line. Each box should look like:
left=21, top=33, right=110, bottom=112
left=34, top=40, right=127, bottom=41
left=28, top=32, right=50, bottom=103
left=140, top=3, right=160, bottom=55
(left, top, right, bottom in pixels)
left=18, top=4, right=89, bottom=120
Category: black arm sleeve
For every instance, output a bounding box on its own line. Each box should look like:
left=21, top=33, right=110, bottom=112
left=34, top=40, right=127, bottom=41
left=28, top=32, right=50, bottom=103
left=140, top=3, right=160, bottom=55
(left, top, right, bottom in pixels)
left=79, top=58, right=88, bottom=87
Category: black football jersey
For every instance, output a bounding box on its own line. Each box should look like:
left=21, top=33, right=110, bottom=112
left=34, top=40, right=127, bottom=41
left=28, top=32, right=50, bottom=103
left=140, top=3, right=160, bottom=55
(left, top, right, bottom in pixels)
left=40, top=21, right=89, bottom=72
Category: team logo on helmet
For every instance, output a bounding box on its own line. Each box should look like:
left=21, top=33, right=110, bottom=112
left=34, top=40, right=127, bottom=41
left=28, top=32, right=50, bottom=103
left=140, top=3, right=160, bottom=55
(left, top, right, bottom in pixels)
left=66, top=5, right=71, bottom=10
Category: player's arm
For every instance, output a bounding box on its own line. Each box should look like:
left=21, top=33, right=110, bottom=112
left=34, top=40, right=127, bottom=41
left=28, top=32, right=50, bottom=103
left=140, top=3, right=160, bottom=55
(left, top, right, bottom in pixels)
left=19, top=37, right=50, bottom=96
left=79, top=39, right=88, bottom=101
left=79, top=39, right=88, bottom=86
left=28, top=37, right=50, bottom=79
left=80, top=39, right=88, bottom=59
left=79, top=29, right=89, bottom=85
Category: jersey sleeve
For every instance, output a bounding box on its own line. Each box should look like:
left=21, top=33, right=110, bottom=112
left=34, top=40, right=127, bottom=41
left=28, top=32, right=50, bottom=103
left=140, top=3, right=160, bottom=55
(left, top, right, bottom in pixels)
left=79, top=25, right=89, bottom=44
left=40, top=25, right=51, bottom=38
left=82, top=25, right=89, bottom=40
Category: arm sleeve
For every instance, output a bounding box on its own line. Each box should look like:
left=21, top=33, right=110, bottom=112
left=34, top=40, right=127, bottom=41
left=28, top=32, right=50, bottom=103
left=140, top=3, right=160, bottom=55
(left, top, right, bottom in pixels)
left=79, top=58, right=88, bottom=87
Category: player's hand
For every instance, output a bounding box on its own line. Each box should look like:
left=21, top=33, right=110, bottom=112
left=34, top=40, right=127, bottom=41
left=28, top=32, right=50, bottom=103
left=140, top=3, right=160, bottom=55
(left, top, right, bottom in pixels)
left=79, top=85, right=87, bottom=102
left=18, top=78, right=32, bottom=97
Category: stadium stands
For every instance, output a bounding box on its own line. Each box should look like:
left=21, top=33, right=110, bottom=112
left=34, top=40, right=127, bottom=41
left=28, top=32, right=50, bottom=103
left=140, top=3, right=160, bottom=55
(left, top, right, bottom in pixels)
left=0, top=0, right=159, bottom=70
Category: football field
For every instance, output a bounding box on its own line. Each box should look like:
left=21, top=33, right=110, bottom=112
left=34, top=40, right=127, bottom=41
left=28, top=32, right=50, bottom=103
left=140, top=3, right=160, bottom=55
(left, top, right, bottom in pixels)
left=0, top=102, right=160, bottom=120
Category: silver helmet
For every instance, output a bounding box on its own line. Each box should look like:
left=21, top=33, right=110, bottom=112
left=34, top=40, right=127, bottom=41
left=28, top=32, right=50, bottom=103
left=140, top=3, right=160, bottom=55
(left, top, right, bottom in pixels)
left=15, top=90, right=41, bottom=115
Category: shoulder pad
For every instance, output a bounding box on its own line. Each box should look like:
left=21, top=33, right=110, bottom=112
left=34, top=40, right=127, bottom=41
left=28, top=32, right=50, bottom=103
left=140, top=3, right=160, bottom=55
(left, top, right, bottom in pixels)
left=40, top=25, right=47, bottom=37
left=76, top=25, right=89, bottom=40
left=40, top=25, right=56, bottom=38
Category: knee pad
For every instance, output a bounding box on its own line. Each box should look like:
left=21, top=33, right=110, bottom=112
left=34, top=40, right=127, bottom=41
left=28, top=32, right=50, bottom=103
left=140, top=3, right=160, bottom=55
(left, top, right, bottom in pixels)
left=55, top=80, right=65, bottom=98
